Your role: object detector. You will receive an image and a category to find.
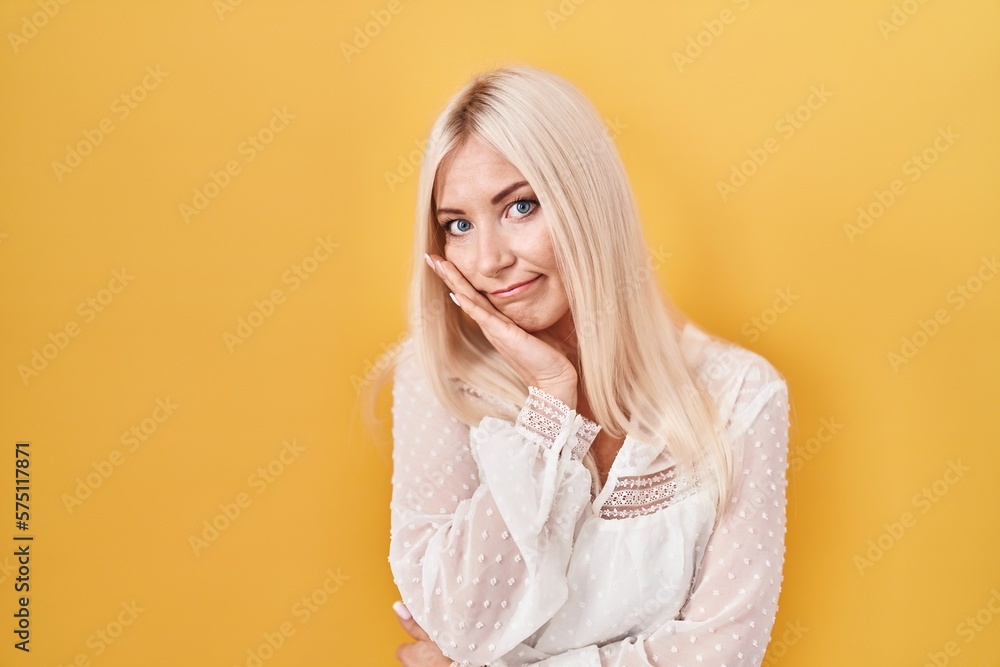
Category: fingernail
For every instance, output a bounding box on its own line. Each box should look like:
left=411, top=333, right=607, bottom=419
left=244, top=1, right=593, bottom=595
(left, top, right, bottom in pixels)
left=449, top=292, right=460, bottom=306
left=424, top=253, right=435, bottom=270
left=393, top=601, right=411, bottom=620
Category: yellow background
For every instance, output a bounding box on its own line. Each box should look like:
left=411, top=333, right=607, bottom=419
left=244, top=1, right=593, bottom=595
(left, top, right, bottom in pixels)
left=1, top=1, right=998, bottom=665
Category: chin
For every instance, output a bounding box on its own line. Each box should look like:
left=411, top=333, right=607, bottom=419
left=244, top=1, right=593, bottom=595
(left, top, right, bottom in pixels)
left=515, top=320, right=546, bottom=334
left=505, top=310, right=555, bottom=333
left=490, top=294, right=568, bottom=333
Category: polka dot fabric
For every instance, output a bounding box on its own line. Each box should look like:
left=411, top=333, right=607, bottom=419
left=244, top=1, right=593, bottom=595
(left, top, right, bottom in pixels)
left=388, top=324, right=790, bottom=666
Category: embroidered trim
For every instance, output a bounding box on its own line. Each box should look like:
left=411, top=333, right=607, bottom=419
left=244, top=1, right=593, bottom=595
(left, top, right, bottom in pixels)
left=515, top=386, right=600, bottom=461
left=599, top=464, right=701, bottom=520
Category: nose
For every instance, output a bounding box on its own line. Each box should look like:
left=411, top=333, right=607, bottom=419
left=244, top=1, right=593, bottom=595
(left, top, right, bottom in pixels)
left=474, top=223, right=515, bottom=282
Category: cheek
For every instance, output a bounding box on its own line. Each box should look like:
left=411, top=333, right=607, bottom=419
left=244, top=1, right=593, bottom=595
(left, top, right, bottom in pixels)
left=519, top=226, right=557, bottom=268
left=545, top=275, right=570, bottom=308
left=443, top=247, right=474, bottom=276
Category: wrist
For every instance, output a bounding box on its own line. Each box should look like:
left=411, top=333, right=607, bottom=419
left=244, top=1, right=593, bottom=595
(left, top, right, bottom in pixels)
left=516, top=385, right=600, bottom=461
left=537, top=382, right=576, bottom=411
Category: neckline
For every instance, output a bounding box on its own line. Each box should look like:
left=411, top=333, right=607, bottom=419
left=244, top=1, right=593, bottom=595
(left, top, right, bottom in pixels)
left=587, top=323, right=702, bottom=512
left=592, top=438, right=622, bottom=491
left=591, top=433, right=639, bottom=512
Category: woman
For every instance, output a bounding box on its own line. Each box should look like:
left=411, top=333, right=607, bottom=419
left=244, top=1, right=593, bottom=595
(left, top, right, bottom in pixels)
left=382, top=64, right=791, bottom=666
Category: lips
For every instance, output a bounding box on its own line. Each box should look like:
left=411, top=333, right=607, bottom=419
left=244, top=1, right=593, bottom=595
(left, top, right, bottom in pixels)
left=491, top=275, right=541, bottom=297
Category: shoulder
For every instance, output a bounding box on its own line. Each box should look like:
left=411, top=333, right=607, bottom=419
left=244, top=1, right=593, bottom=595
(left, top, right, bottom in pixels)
left=391, top=336, right=427, bottom=396
left=679, top=323, right=788, bottom=435
left=393, top=334, right=462, bottom=392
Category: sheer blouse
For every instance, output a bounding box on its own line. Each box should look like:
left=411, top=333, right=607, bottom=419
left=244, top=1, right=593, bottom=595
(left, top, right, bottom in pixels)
left=388, top=323, right=790, bottom=666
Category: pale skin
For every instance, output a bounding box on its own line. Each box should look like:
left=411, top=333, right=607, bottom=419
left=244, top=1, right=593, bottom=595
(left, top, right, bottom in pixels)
left=393, top=135, right=624, bottom=666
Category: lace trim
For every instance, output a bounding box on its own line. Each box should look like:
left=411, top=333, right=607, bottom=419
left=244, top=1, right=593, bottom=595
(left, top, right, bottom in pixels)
left=515, top=386, right=600, bottom=461
left=599, top=464, right=701, bottom=520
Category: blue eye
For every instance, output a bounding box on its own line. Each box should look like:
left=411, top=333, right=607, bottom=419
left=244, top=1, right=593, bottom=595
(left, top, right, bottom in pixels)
left=439, top=197, right=538, bottom=238
left=510, top=199, right=535, bottom=217
left=441, top=218, right=472, bottom=236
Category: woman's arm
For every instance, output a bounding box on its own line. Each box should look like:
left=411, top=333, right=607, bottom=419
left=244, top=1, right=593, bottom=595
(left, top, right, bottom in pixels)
left=522, top=359, right=791, bottom=667
left=389, top=340, right=601, bottom=666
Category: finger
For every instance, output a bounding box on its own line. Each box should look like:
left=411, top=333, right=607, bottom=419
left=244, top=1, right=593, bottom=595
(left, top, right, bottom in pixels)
left=452, top=291, right=511, bottom=333
left=393, top=602, right=431, bottom=641
left=448, top=285, right=511, bottom=326
left=430, top=256, right=516, bottom=326
left=452, top=292, right=527, bottom=355
left=396, top=642, right=414, bottom=666
left=427, top=254, right=476, bottom=298
left=396, top=641, right=452, bottom=667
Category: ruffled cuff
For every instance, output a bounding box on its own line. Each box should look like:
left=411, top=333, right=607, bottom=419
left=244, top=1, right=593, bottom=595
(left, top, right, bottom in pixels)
left=515, top=386, right=601, bottom=461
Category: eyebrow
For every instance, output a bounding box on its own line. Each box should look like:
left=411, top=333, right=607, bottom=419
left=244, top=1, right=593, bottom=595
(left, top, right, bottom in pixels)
left=435, top=181, right=531, bottom=216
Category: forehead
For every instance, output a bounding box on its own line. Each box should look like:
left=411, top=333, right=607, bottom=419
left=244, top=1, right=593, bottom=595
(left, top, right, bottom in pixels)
left=434, top=137, right=526, bottom=204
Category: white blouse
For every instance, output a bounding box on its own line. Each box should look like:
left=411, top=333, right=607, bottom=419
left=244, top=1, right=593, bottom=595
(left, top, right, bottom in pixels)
left=388, top=323, right=790, bottom=666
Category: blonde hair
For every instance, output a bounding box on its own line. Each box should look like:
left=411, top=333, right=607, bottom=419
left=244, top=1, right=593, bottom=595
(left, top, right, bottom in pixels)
left=367, top=64, right=739, bottom=520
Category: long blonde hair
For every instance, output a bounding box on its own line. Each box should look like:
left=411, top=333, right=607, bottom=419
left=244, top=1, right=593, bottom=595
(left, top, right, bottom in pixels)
left=368, top=64, right=738, bottom=519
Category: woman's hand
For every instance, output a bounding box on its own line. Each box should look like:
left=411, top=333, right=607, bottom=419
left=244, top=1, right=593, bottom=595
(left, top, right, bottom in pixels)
left=393, top=602, right=460, bottom=667
left=425, top=252, right=578, bottom=408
